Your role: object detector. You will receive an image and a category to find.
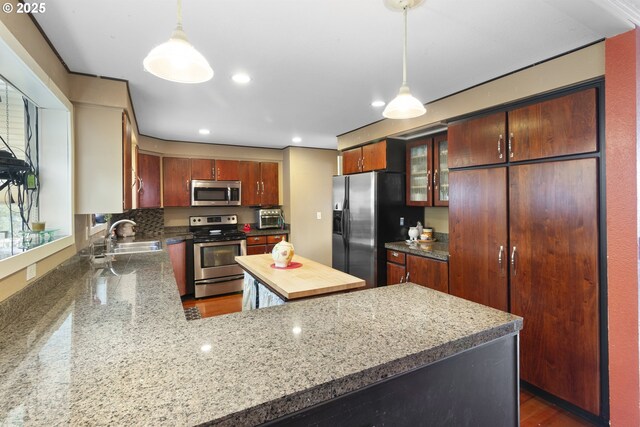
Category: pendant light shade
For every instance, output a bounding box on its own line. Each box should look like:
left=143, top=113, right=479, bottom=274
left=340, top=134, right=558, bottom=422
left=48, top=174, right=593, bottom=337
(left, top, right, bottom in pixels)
left=383, top=0, right=426, bottom=119
left=143, top=0, right=213, bottom=84
left=383, top=84, right=426, bottom=119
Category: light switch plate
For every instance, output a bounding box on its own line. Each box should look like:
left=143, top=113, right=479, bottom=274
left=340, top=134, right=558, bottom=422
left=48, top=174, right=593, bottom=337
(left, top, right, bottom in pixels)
left=316, top=212, right=322, bottom=220
left=26, top=263, right=36, bottom=281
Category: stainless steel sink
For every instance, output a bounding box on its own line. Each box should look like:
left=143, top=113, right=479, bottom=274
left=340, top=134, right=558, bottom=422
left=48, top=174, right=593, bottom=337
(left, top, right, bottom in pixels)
left=106, top=240, right=162, bottom=255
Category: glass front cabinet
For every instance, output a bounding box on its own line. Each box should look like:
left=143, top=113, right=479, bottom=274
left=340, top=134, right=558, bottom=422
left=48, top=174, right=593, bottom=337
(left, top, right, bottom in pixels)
left=406, top=132, right=449, bottom=207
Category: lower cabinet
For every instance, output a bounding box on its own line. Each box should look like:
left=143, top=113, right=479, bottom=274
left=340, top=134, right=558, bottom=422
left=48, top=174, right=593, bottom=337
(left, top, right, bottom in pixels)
left=406, top=255, right=449, bottom=293
left=386, top=250, right=406, bottom=285
left=167, top=241, right=187, bottom=296
left=246, top=234, right=288, bottom=255
left=385, top=249, right=448, bottom=293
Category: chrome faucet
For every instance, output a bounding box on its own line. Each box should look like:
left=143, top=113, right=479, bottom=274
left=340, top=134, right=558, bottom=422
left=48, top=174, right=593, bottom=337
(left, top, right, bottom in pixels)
left=108, top=219, right=136, bottom=240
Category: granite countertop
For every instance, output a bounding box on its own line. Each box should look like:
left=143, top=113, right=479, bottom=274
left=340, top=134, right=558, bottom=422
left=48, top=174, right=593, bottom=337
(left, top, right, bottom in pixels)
left=385, top=240, right=450, bottom=261
left=0, top=250, right=520, bottom=426
left=244, top=227, right=289, bottom=237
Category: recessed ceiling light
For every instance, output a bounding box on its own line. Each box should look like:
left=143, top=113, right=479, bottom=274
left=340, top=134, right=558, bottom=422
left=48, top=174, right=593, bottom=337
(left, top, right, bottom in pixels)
left=199, top=128, right=210, bottom=135
left=371, top=100, right=386, bottom=108
left=292, top=137, right=302, bottom=143
left=232, top=73, right=251, bottom=84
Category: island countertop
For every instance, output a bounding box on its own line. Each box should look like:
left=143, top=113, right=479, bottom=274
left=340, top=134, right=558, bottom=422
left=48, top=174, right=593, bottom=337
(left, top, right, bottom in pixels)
left=0, top=251, right=522, bottom=426
left=235, top=253, right=366, bottom=300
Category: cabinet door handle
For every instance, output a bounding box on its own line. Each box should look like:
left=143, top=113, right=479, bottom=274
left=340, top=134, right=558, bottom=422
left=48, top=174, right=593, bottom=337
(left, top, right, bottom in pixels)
left=508, top=133, right=514, bottom=158
left=510, top=246, right=517, bottom=276
left=261, top=181, right=265, bottom=194
left=186, top=180, right=190, bottom=191
left=139, top=177, right=144, bottom=193
left=427, top=170, right=432, bottom=191
left=434, top=170, right=438, bottom=189
left=498, top=245, right=504, bottom=272
left=405, top=272, right=410, bottom=282
left=392, top=251, right=399, bottom=257
left=361, top=157, right=365, bottom=171
left=399, top=274, right=404, bottom=283
left=498, top=134, right=503, bottom=159
left=214, top=168, right=217, bottom=179
left=256, top=181, right=259, bottom=195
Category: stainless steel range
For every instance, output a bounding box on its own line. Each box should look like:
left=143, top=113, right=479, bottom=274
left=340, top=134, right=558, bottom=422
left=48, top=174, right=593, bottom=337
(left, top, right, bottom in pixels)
left=190, top=214, right=247, bottom=298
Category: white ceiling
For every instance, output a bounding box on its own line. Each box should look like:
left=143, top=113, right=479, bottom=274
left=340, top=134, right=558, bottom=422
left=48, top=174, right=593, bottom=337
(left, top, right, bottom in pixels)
left=33, top=0, right=635, bottom=150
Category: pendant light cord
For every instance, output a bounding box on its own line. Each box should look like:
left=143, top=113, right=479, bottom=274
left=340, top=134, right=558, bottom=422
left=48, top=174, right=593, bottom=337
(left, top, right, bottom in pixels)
left=402, top=5, right=408, bottom=86
left=176, top=0, right=183, bottom=30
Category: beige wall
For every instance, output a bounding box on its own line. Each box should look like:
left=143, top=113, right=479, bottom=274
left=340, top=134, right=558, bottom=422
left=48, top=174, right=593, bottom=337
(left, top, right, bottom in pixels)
left=338, top=43, right=605, bottom=150
left=283, top=147, right=338, bottom=266
left=423, top=207, right=449, bottom=235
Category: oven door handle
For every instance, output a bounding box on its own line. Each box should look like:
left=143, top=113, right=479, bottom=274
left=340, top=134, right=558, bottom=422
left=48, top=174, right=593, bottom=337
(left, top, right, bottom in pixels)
left=195, top=275, right=245, bottom=285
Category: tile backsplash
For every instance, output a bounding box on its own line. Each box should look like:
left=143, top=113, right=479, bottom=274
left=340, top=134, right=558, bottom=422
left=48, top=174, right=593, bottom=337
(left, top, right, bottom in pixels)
left=109, top=208, right=164, bottom=236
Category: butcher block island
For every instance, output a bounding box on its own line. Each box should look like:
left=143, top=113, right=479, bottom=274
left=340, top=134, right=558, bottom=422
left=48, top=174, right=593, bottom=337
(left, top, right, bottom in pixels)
left=235, top=253, right=365, bottom=308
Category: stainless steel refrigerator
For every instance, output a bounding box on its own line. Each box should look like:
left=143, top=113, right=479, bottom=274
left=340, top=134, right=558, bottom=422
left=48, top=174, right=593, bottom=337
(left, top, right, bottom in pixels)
left=332, top=172, right=423, bottom=287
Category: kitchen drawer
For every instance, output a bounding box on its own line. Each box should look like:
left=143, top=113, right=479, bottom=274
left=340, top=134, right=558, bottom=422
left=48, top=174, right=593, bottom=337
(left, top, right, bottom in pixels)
left=247, top=236, right=267, bottom=245
left=387, top=249, right=406, bottom=264
left=267, top=234, right=287, bottom=244
left=247, top=245, right=267, bottom=255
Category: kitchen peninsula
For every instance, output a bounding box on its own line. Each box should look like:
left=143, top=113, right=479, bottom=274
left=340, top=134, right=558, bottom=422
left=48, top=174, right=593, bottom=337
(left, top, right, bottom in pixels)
left=0, top=250, right=522, bottom=426
left=235, top=253, right=366, bottom=309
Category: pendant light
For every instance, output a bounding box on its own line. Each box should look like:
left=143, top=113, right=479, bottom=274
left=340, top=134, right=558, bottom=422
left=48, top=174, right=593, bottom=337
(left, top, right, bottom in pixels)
left=143, top=0, right=213, bottom=84
left=383, top=0, right=426, bottom=119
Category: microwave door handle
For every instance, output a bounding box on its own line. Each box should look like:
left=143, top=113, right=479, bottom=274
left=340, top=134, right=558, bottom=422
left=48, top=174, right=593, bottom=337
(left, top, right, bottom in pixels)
left=227, top=186, right=231, bottom=205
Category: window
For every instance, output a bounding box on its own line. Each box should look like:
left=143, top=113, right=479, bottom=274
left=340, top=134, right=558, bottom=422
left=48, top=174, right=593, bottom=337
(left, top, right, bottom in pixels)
left=0, top=77, right=42, bottom=260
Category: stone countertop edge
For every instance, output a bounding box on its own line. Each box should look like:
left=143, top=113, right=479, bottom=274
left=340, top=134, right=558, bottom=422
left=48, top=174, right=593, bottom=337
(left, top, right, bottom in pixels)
left=0, top=250, right=521, bottom=426
left=385, top=241, right=450, bottom=261
left=149, top=228, right=290, bottom=245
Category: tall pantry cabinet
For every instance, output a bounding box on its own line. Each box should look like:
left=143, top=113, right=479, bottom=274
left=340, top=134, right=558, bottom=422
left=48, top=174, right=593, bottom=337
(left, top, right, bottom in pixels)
left=448, top=87, right=601, bottom=416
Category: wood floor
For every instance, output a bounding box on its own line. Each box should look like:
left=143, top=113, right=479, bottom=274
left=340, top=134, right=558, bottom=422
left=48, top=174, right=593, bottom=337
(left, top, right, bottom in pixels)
left=184, top=294, right=597, bottom=427
left=182, top=292, right=243, bottom=317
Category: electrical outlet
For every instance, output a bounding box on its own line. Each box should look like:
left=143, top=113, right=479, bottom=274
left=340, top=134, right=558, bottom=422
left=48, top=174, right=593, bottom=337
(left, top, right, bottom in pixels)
left=400, top=217, right=405, bottom=226
left=26, top=263, right=36, bottom=281
left=316, top=212, right=322, bottom=220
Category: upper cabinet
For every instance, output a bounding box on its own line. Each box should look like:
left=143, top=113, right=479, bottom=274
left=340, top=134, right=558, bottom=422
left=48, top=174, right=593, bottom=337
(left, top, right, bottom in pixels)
left=75, top=104, right=134, bottom=214
left=406, top=132, right=449, bottom=206
left=448, top=112, right=507, bottom=168
left=448, top=88, right=597, bottom=168
left=341, top=139, right=406, bottom=175
left=163, top=157, right=191, bottom=207
left=191, top=158, right=215, bottom=180
left=239, top=161, right=279, bottom=206
left=216, top=159, right=240, bottom=181
left=137, top=152, right=161, bottom=208
left=507, top=88, right=597, bottom=161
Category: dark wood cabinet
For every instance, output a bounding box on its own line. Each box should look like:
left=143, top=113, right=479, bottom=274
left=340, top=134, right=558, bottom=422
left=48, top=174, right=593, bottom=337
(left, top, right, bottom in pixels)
left=508, top=88, right=597, bottom=161
left=167, top=241, right=187, bottom=296
left=239, top=161, right=260, bottom=206
left=449, top=167, right=509, bottom=311
left=137, top=152, right=161, bottom=208
left=405, top=132, right=449, bottom=207
left=162, top=157, right=191, bottom=207
left=448, top=111, right=507, bottom=168
left=342, top=148, right=362, bottom=175
left=246, top=234, right=287, bottom=255
left=406, top=254, right=449, bottom=293
left=449, top=89, right=597, bottom=168
left=260, top=162, right=279, bottom=206
left=239, top=161, right=279, bottom=206
left=386, top=249, right=407, bottom=285
left=191, top=158, right=215, bottom=180
left=362, top=140, right=387, bottom=171
left=122, top=113, right=133, bottom=210
left=216, top=159, right=240, bottom=181
left=342, top=139, right=406, bottom=175
left=509, top=158, right=599, bottom=415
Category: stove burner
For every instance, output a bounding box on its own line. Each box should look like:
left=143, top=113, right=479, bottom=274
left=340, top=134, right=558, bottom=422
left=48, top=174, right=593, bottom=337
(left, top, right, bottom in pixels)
left=189, top=214, right=246, bottom=243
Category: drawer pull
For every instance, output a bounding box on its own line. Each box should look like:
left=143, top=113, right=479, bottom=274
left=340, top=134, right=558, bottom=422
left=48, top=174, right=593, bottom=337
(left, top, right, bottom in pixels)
left=392, top=251, right=399, bottom=257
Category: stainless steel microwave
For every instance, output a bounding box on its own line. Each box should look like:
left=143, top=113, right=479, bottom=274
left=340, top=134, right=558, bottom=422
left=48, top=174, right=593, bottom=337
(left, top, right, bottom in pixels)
left=191, top=180, right=241, bottom=206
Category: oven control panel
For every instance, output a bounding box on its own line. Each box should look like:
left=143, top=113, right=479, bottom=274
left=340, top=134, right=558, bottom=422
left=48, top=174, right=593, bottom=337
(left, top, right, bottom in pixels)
left=190, top=215, right=238, bottom=227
